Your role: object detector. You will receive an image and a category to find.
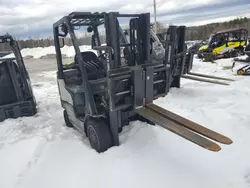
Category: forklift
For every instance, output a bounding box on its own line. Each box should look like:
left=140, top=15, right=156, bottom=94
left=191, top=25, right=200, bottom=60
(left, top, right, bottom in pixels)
left=53, top=12, right=232, bottom=153
left=0, top=34, right=37, bottom=122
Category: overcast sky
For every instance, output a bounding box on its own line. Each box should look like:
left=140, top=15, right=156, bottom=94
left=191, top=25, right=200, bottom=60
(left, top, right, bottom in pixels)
left=0, top=0, right=250, bottom=38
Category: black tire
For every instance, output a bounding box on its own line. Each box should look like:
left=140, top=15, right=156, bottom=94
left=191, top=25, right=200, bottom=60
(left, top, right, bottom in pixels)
left=85, top=118, right=112, bottom=153
left=63, top=110, right=74, bottom=128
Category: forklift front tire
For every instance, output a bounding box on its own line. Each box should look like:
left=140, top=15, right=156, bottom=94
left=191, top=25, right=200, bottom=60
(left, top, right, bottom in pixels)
left=63, top=110, right=74, bottom=128
left=86, top=118, right=112, bottom=153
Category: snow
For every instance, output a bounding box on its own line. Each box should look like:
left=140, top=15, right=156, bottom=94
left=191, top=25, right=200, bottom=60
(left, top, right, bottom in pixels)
left=2, top=45, right=96, bottom=59
left=186, top=40, right=202, bottom=49
left=1, top=51, right=250, bottom=188
left=2, top=41, right=194, bottom=60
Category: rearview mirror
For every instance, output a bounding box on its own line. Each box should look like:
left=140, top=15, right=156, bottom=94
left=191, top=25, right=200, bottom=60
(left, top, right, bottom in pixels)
left=59, top=37, right=65, bottom=48
left=58, top=24, right=68, bottom=37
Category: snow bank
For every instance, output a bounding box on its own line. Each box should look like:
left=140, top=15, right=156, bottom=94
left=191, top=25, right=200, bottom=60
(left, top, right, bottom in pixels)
left=186, top=40, right=202, bottom=49
left=2, top=45, right=95, bottom=59
left=2, top=41, right=196, bottom=59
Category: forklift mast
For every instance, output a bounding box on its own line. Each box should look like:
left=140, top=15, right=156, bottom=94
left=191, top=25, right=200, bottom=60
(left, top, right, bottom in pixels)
left=0, top=34, right=33, bottom=95
left=0, top=34, right=37, bottom=122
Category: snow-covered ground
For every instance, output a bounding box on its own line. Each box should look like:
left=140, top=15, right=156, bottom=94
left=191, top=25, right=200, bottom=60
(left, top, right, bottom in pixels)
left=1, top=49, right=250, bottom=188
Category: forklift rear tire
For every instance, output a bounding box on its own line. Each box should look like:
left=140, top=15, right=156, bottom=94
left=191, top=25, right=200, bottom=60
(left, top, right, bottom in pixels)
left=86, top=118, right=112, bottom=153
left=63, top=110, right=74, bottom=128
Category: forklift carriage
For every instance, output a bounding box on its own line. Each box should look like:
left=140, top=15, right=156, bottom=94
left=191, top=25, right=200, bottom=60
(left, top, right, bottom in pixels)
left=0, top=34, right=37, bottom=122
left=120, top=26, right=235, bottom=86
left=53, top=12, right=232, bottom=153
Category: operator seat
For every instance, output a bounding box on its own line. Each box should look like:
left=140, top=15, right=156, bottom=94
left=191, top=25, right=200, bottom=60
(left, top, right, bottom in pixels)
left=74, top=51, right=98, bottom=62
left=74, top=51, right=105, bottom=80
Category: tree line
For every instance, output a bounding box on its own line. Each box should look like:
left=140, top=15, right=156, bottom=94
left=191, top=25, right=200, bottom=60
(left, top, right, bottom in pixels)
left=185, top=17, right=250, bottom=41
left=0, top=35, right=106, bottom=51
left=0, top=17, right=249, bottom=51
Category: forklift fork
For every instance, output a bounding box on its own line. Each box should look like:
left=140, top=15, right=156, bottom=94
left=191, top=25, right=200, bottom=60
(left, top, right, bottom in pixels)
left=133, top=27, right=233, bottom=152
left=134, top=66, right=233, bottom=152
left=182, top=52, right=235, bottom=85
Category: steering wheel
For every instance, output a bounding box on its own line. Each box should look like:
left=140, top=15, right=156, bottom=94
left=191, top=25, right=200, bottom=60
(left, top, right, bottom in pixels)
left=97, top=52, right=108, bottom=61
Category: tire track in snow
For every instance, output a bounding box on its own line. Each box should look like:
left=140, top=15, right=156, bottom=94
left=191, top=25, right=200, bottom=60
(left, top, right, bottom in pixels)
left=14, top=125, right=74, bottom=187
left=244, top=170, right=250, bottom=186
left=15, top=138, right=48, bottom=187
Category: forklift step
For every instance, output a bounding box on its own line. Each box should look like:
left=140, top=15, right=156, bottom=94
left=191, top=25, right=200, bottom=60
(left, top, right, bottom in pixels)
left=187, top=72, right=235, bottom=81
left=146, top=103, right=233, bottom=145
left=136, top=107, right=221, bottom=152
left=182, top=74, right=230, bottom=85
